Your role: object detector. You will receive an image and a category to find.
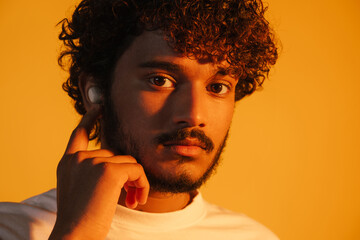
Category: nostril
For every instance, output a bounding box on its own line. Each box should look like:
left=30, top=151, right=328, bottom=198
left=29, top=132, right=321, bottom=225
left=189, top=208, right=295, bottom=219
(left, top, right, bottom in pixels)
left=177, top=121, right=186, bottom=124
left=176, top=121, right=205, bottom=128
left=176, top=120, right=190, bottom=127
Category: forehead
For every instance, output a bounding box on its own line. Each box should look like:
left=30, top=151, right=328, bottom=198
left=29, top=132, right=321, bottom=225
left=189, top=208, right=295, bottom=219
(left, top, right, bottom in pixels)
left=116, top=31, right=230, bottom=74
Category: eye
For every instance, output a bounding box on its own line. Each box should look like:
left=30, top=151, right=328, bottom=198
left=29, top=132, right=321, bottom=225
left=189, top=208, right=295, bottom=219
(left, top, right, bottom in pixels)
left=207, top=83, right=230, bottom=95
left=148, top=76, right=175, bottom=88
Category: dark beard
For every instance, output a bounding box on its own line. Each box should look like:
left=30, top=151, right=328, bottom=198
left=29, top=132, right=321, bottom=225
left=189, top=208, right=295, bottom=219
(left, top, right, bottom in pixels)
left=145, top=136, right=227, bottom=193
left=101, top=99, right=229, bottom=193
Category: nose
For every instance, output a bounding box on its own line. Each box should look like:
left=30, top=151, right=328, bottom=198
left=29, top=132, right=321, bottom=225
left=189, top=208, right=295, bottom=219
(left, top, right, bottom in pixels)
left=172, top=83, right=207, bottom=128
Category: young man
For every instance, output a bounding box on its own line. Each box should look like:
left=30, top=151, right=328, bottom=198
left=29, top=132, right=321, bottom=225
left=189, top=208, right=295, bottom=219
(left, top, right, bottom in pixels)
left=0, top=0, right=279, bottom=239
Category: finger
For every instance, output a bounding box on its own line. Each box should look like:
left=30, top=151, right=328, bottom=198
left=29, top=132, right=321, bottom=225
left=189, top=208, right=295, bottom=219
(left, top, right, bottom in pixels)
left=65, top=106, right=102, bottom=154
left=65, top=150, right=128, bottom=165
left=124, top=181, right=149, bottom=206
left=136, top=187, right=148, bottom=205
left=125, top=187, right=138, bottom=209
left=89, top=155, right=137, bottom=165
left=127, top=168, right=150, bottom=206
left=117, top=163, right=150, bottom=206
left=81, top=149, right=116, bottom=158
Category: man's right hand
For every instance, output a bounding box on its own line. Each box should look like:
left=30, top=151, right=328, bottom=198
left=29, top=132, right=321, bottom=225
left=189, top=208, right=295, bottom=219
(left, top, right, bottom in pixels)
left=49, top=106, right=150, bottom=240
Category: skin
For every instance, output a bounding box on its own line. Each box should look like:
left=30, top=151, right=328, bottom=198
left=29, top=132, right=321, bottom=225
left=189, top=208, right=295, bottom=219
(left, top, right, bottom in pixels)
left=50, top=31, right=237, bottom=239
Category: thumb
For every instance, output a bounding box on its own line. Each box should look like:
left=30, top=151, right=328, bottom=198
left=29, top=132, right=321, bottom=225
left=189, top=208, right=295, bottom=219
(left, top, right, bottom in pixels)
left=65, top=106, right=102, bottom=154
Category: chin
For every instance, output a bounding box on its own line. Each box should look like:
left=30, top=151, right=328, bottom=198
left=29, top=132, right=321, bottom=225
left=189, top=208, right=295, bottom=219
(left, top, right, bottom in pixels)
left=140, top=155, right=220, bottom=193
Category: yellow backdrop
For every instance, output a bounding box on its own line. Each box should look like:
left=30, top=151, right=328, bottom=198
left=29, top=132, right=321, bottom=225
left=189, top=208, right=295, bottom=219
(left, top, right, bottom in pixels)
left=1, top=1, right=359, bottom=239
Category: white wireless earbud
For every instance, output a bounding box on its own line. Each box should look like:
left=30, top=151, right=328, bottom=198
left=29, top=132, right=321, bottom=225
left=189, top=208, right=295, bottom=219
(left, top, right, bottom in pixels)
left=88, top=86, right=102, bottom=104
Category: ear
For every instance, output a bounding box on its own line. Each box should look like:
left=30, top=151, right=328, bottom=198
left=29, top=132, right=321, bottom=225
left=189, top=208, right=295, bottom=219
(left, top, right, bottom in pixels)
left=78, top=73, right=103, bottom=111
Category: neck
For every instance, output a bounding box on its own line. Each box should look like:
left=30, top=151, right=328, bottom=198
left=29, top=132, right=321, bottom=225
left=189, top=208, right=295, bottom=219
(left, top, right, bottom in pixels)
left=118, top=189, right=195, bottom=213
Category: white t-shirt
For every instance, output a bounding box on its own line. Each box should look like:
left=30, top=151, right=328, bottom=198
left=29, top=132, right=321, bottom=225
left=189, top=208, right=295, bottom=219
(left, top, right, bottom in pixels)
left=0, top=189, right=279, bottom=240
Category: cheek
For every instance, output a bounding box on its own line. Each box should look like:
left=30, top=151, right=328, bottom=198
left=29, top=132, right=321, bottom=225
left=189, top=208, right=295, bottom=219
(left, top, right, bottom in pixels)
left=110, top=85, right=145, bottom=129
left=209, top=101, right=234, bottom=141
left=112, top=90, right=170, bottom=133
left=137, top=92, right=174, bottom=132
left=138, top=91, right=170, bottom=116
left=223, top=105, right=235, bottom=127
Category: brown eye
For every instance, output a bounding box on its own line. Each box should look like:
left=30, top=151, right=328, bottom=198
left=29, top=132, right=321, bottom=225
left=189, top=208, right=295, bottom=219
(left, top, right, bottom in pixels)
left=210, top=84, right=223, bottom=93
left=208, top=83, right=230, bottom=95
left=149, top=76, right=175, bottom=88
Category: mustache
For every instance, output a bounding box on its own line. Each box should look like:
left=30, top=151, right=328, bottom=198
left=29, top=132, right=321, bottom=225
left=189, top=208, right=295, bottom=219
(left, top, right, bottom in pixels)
left=156, top=128, right=214, bottom=153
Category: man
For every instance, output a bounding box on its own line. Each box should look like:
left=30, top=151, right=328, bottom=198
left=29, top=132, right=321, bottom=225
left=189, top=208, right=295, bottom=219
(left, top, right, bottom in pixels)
left=0, top=0, right=279, bottom=239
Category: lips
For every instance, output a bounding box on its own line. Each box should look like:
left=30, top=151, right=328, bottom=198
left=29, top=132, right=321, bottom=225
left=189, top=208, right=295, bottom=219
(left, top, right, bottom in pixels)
left=163, top=138, right=206, bottom=157
left=163, top=139, right=206, bottom=149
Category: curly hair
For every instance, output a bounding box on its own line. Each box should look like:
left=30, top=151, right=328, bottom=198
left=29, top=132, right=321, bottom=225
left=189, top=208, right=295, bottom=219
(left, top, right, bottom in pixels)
left=58, top=0, right=278, bottom=139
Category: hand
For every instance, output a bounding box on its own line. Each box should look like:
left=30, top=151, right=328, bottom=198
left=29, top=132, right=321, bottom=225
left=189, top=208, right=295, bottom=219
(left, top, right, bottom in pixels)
left=49, top=106, right=150, bottom=240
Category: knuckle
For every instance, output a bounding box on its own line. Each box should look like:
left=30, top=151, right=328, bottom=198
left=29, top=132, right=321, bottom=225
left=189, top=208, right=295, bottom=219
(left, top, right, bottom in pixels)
left=97, top=162, right=112, bottom=174
left=73, top=151, right=86, bottom=161
left=124, top=155, right=137, bottom=163
left=81, top=157, right=96, bottom=167
left=134, top=163, right=145, bottom=172
left=97, top=162, right=122, bottom=183
left=102, top=149, right=115, bottom=156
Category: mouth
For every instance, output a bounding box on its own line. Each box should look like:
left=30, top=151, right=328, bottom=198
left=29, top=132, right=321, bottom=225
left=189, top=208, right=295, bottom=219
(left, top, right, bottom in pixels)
left=163, top=139, right=206, bottom=157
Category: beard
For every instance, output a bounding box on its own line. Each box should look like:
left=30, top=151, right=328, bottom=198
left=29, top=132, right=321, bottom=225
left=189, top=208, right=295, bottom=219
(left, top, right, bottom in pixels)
left=101, top=99, right=229, bottom=193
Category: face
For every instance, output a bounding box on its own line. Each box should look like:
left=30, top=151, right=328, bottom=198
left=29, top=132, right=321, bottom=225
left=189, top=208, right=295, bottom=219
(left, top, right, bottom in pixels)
left=101, top=31, right=237, bottom=193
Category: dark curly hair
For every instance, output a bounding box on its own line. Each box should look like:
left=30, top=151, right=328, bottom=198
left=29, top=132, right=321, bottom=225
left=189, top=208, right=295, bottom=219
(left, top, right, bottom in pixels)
left=58, top=0, right=278, bottom=140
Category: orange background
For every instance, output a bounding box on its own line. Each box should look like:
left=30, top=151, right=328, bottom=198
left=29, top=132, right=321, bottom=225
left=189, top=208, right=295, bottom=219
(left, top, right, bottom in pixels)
left=0, top=1, right=359, bottom=239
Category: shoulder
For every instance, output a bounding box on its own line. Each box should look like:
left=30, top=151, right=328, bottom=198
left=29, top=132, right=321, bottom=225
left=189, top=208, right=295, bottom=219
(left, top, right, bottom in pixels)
left=200, top=200, right=279, bottom=240
left=0, top=189, right=57, bottom=240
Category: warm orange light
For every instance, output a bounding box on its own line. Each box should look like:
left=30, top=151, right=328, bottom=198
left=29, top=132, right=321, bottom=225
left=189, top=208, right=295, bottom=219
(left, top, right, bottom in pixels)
left=0, top=1, right=359, bottom=240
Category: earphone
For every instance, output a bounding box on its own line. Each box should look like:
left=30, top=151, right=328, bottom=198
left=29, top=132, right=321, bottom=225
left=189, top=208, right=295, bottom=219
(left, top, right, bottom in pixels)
left=88, top=86, right=102, bottom=104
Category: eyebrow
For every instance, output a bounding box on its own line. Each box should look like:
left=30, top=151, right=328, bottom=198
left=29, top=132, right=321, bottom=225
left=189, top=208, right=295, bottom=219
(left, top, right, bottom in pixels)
left=138, top=61, right=182, bottom=72
left=138, top=60, right=233, bottom=80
